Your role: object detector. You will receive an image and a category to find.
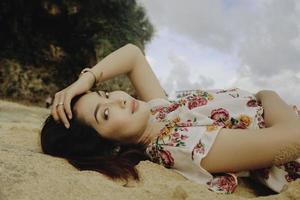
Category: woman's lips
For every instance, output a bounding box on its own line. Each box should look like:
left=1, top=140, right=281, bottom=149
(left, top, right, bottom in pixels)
left=132, top=99, right=139, bottom=113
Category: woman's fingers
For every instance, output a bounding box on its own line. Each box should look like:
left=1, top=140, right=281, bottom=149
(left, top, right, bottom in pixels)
left=50, top=78, right=92, bottom=128
left=51, top=93, right=61, bottom=121
left=56, top=104, right=70, bottom=129
left=51, top=91, right=70, bottom=129
left=64, top=92, right=73, bottom=120
left=56, top=92, right=71, bottom=129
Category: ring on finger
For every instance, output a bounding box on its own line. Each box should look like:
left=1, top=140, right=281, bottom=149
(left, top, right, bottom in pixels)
left=55, top=102, right=64, bottom=107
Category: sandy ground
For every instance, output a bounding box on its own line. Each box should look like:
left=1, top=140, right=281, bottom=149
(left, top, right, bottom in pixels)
left=0, top=99, right=299, bottom=200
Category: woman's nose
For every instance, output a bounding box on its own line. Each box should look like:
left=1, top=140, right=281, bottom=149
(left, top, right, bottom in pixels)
left=105, top=98, right=126, bottom=108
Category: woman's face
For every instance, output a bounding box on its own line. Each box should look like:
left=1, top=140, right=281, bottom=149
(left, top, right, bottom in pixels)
left=73, top=90, right=151, bottom=144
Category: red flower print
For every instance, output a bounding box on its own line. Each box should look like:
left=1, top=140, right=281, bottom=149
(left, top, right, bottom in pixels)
left=168, top=133, right=188, bottom=147
left=187, top=97, right=208, bottom=109
left=162, top=107, right=170, bottom=113
left=157, top=112, right=166, bottom=120
left=171, top=138, right=178, bottom=144
left=256, top=111, right=266, bottom=128
left=188, top=101, right=199, bottom=109
left=151, top=106, right=166, bottom=115
left=213, top=120, right=227, bottom=127
left=191, top=140, right=205, bottom=160
left=152, top=106, right=172, bottom=122
left=284, top=174, right=295, bottom=182
left=172, top=132, right=180, bottom=138
left=180, top=135, right=188, bottom=140
left=168, top=103, right=180, bottom=112
left=159, top=149, right=174, bottom=168
left=180, top=127, right=188, bottom=131
left=211, top=108, right=230, bottom=123
left=258, top=121, right=266, bottom=128
left=207, top=174, right=238, bottom=194
left=218, top=175, right=237, bottom=193
left=247, top=99, right=258, bottom=107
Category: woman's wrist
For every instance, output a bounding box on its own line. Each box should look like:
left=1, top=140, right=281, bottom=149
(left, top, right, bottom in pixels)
left=255, top=91, right=263, bottom=102
left=77, top=71, right=96, bottom=88
left=255, top=90, right=275, bottom=102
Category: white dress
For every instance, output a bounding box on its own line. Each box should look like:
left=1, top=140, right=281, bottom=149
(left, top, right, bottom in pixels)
left=144, top=87, right=300, bottom=194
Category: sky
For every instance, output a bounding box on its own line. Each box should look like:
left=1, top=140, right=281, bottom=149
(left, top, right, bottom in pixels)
left=137, top=0, right=300, bottom=106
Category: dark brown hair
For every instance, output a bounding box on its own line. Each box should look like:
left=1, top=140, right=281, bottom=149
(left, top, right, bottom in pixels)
left=40, top=93, right=151, bottom=185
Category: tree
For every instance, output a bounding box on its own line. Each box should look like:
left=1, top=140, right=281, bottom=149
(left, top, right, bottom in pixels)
left=0, top=0, right=154, bottom=103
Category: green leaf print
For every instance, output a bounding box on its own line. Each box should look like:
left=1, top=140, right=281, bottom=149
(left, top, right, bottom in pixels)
left=180, top=141, right=186, bottom=146
left=175, top=141, right=186, bottom=147
left=231, top=117, right=238, bottom=125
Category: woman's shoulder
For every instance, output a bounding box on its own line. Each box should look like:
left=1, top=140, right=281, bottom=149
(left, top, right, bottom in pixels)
left=146, top=97, right=172, bottom=108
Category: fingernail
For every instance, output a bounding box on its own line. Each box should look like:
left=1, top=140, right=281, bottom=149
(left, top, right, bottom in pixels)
left=65, top=124, right=69, bottom=129
left=69, top=115, right=72, bottom=119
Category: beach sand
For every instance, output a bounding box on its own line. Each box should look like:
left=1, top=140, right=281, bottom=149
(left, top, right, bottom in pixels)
left=0, top=99, right=299, bottom=200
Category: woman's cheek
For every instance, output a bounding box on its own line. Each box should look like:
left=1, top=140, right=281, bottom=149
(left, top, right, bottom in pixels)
left=115, top=116, right=131, bottom=131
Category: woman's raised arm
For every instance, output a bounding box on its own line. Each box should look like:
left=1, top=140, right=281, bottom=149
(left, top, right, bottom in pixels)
left=51, top=43, right=167, bottom=128
left=90, top=43, right=167, bottom=101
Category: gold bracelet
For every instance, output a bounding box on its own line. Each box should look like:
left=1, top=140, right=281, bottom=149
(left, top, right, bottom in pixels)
left=79, top=68, right=102, bottom=84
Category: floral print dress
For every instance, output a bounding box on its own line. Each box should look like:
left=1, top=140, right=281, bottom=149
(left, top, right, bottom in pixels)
left=145, top=87, right=300, bottom=194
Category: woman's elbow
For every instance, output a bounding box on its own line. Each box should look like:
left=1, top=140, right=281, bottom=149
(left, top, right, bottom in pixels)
left=125, top=43, right=143, bottom=55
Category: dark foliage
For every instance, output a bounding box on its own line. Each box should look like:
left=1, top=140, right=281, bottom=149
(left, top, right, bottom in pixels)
left=0, top=0, right=154, bottom=101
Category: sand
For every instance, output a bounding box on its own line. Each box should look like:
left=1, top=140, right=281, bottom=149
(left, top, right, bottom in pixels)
left=0, top=99, right=299, bottom=200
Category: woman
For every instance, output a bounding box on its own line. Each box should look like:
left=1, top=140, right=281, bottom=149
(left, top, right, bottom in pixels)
left=40, top=44, right=300, bottom=194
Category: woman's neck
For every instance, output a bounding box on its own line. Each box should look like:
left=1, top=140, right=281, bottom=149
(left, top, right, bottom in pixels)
left=137, top=120, right=165, bottom=146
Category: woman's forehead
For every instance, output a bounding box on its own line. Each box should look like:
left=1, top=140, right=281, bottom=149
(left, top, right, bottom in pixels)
left=72, top=93, right=98, bottom=124
left=74, top=92, right=97, bottom=112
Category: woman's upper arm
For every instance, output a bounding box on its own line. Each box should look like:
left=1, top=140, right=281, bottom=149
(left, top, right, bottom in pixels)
left=127, top=45, right=168, bottom=102
left=255, top=90, right=275, bottom=102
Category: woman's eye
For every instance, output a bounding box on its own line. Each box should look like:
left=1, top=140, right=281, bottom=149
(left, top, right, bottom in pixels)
left=105, top=92, right=109, bottom=98
left=97, top=90, right=110, bottom=121
left=104, top=108, right=109, bottom=120
left=104, top=91, right=109, bottom=120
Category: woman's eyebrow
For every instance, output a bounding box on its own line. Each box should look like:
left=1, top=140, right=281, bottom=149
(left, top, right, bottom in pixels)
left=94, top=91, right=103, bottom=124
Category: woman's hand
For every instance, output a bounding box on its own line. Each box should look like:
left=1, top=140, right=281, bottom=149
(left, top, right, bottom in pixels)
left=255, top=90, right=275, bottom=103
left=51, top=73, right=95, bottom=128
left=255, top=90, right=265, bottom=102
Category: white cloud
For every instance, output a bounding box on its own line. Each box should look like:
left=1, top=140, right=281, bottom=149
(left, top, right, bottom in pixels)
left=234, top=69, right=300, bottom=105
left=236, top=0, right=300, bottom=76
left=162, top=53, right=215, bottom=98
left=138, top=0, right=300, bottom=105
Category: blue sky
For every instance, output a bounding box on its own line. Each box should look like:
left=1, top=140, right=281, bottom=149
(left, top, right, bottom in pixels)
left=137, top=0, right=300, bottom=106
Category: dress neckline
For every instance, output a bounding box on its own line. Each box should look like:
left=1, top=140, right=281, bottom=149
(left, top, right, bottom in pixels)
left=145, top=98, right=172, bottom=146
